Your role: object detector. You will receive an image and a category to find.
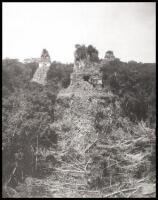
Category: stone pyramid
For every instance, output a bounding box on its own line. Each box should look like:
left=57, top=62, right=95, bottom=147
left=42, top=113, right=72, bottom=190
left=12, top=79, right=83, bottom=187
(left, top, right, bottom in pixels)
left=31, top=49, right=51, bottom=85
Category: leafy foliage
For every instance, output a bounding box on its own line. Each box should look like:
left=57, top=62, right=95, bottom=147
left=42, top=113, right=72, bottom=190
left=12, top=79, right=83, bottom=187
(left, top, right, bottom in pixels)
left=101, top=60, right=156, bottom=125
left=2, top=50, right=156, bottom=197
left=75, top=44, right=99, bottom=62
left=47, top=61, right=73, bottom=88
left=2, top=58, right=73, bottom=188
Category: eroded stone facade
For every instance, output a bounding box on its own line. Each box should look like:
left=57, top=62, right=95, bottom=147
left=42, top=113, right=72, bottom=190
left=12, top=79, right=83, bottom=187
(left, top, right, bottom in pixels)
left=31, top=49, right=51, bottom=85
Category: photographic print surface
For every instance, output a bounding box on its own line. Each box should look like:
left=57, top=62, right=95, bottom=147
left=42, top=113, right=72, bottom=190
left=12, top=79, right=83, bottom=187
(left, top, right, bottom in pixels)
left=2, top=2, right=156, bottom=198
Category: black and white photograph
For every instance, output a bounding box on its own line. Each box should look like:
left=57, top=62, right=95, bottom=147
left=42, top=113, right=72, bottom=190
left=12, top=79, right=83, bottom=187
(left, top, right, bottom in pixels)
left=2, top=2, right=156, bottom=198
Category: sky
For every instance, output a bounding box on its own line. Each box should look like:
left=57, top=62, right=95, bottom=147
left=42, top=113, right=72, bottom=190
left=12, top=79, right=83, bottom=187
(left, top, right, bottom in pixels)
left=3, top=2, right=156, bottom=63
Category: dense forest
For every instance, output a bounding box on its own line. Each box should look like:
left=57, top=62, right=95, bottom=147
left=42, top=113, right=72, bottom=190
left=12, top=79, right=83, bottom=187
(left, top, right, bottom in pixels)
left=2, top=48, right=156, bottom=197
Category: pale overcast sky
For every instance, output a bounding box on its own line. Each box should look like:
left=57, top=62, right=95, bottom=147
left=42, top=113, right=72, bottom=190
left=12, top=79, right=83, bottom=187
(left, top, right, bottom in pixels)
left=3, top=2, right=156, bottom=63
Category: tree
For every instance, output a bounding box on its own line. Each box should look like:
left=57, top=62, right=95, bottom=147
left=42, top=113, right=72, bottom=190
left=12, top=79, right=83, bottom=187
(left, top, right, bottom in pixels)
left=74, top=44, right=87, bottom=62
left=2, top=58, right=73, bottom=187
left=87, top=45, right=99, bottom=62
left=101, top=59, right=156, bottom=124
left=74, top=44, right=99, bottom=63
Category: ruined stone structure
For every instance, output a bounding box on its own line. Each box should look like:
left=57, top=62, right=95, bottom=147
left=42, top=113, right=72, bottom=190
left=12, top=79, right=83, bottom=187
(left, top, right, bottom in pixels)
left=104, top=50, right=115, bottom=61
left=72, top=56, right=103, bottom=89
left=51, top=50, right=107, bottom=165
left=31, top=49, right=51, bottom=85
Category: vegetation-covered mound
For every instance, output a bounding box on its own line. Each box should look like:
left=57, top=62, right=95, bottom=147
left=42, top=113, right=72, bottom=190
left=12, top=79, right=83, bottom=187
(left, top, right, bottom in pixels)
left=2, top=51, right=156, bottom=197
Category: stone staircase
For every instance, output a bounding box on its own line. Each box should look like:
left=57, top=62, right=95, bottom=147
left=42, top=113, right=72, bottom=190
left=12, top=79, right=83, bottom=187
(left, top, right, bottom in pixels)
left=31, top=49, right=51, bottom=85
left=31, top=63, right=50, bottom=85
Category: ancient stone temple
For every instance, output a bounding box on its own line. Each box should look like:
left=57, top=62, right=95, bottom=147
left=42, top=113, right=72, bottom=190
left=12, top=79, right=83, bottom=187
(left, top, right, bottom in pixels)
left=51, top=47, right=107, bottom=165
left=49, top=48, right=125, bottom=194
left=72, top=48, right=103, bottom=90
left=31, top=49, right=51, bottom=85
left=104, top=50, right=115, bottom=61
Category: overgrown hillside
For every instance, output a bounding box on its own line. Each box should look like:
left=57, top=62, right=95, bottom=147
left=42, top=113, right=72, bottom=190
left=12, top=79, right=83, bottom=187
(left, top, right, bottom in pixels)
left=2, top=53, right=156, bottom=197
left=2, top=59, right=73, bottom=197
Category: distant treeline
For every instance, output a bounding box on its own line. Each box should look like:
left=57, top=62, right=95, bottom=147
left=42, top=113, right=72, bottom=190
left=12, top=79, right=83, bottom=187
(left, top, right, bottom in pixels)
left=101, top=59, right=156, bottom=125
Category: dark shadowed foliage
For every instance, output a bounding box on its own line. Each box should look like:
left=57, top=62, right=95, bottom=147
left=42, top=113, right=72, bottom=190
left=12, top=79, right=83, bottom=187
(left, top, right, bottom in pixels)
left=101, top=59, right=156, bottom=125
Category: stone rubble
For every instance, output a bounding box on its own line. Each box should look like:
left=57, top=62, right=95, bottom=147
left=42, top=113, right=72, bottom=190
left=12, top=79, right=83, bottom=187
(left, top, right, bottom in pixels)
left=52, top=59, right=109, bottom=163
